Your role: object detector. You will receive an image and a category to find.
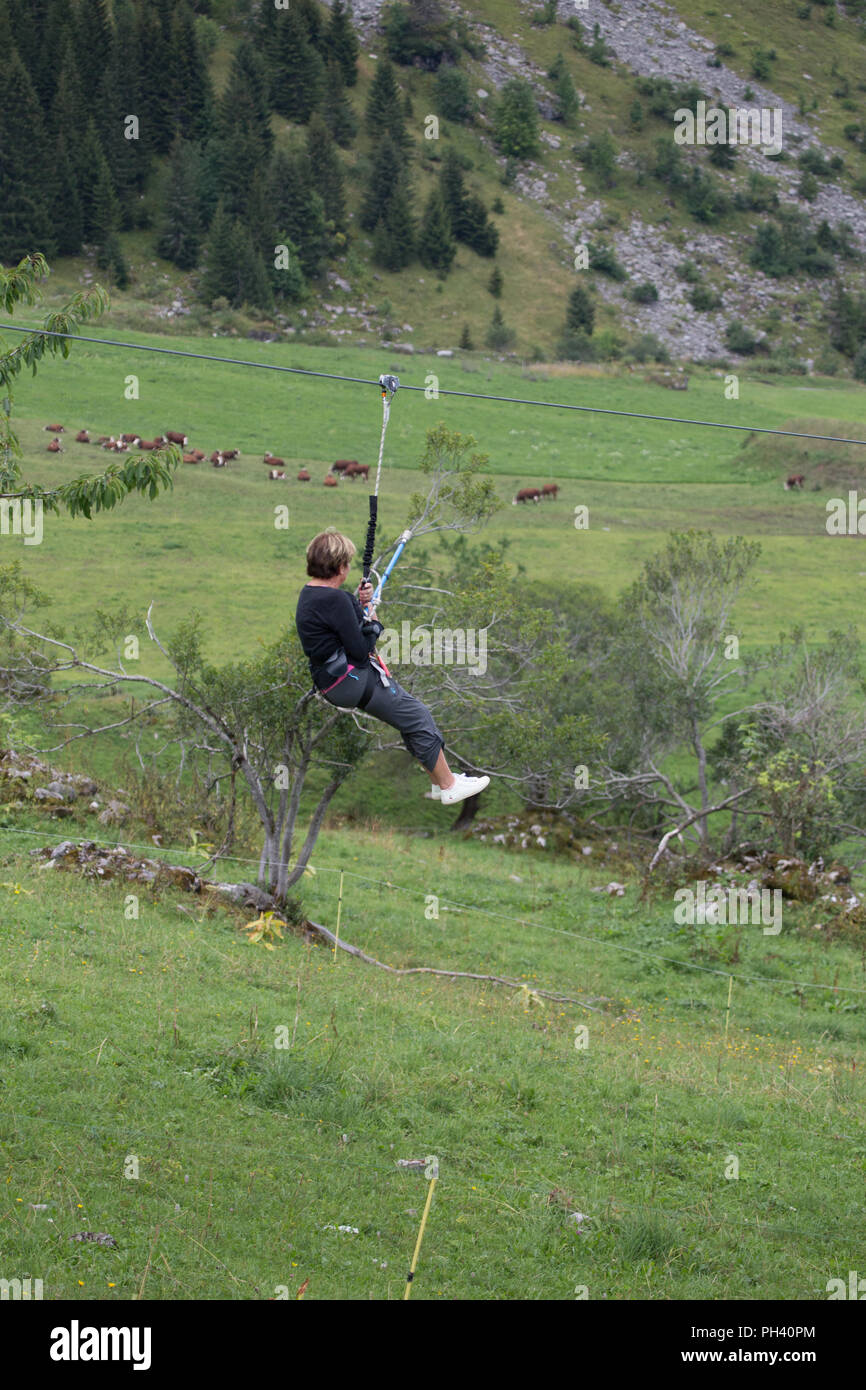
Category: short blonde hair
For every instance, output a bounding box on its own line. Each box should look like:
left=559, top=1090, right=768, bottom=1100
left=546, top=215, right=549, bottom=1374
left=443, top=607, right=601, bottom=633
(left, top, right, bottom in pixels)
left=306, top=528, right=356, bottom=579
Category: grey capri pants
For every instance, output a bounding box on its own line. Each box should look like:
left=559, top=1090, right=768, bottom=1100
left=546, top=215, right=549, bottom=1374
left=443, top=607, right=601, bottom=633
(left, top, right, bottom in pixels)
left=323, top=664, right=445, bottom=772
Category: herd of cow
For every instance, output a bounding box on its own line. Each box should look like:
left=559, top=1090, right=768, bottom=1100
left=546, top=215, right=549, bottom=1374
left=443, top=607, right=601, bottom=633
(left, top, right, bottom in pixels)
left=40, top=426, right=809, bottom=498
left=42, top=427, right=377, bottom=485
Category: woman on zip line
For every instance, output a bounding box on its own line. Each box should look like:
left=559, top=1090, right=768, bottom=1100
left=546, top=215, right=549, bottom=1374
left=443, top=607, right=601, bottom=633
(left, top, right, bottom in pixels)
left=295, top=528, right=489, bottom=807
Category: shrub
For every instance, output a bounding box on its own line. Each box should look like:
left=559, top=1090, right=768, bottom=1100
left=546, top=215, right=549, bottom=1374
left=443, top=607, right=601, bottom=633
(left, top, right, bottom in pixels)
left=689, top=284, right=722, bottom=311
left=853, top=344, right=866, bottom=382
left=589, top=241, right=628, bottom=281
left=628, top=332, right=669, bottom=363
left=580, top=132, right=619, bottom=187
left=676, top=260, right=701, bottom=283
left=630, top=281, right=659, bottom=304
left=435, top=65, right=473, bottom=122
left=725, top=320, right=759, bottom=355
left=493, top=78, right=539, bottom=159
left=486, top=305, right=515, bottom=349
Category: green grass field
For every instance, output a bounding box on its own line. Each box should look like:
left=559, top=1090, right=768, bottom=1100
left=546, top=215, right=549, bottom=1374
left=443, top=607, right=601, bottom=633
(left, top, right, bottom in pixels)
left=5, top=328, right=866, bottom=662
left=2, top=320, right=866, bottom=1302
left=1, top=819, right=864, bottom=1301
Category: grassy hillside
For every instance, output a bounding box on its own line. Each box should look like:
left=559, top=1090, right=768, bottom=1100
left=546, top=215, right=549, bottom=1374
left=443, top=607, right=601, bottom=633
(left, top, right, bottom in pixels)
left=7, top=332, right=866, bottom=665
left=21, top=0, right=866, bottom=363
left=1, top=821, right=864, bottom=1301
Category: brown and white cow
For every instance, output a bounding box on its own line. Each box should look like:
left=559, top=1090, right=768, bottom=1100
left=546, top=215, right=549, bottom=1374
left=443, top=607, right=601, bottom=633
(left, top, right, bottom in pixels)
left=75, top=430, right=90, bottom=444
left=164, top=431, right=188, bottom=446
left=323, top=473, right=338, bottom=487
left=541, top=483, right=559, bottom=500
left=513, top=487, right=542, bottom=504
left=332, top=459, right=356, bottom=473
left=44, top=423, right=64, bottom=433
left=46, top=438, right=64, bottom=453
left=784, top=474, right=805, bottom=490
left=269, top=469, right=287, bottom=480
left=345, top=462, right=370, bottom=481
left=297, top=469, right=311, bottom=482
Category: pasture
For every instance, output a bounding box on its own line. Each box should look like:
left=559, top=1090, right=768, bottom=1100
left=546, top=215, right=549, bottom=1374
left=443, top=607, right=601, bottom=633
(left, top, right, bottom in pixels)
left=2, top=325, right=865, bottom=1303
left=6, top=329, right=866, bottom=661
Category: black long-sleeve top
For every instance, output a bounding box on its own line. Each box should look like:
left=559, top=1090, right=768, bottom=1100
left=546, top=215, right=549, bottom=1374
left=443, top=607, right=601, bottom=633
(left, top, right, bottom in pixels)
left=295, top=584, right=383, bottom=686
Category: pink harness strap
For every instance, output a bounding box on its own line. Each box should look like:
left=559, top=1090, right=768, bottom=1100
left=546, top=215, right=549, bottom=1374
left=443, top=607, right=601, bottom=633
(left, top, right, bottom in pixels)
left=321, top=664, right=356, bottom=695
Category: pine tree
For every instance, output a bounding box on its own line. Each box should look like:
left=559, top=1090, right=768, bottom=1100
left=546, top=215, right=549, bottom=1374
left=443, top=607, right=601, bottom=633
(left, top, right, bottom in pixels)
left=272, top=235, right=306, bottom=302
left=486, top=305, right=515, bottom=349
left=91, top=150, right=121, bottom=248
left=232, top=220, right=274, bottom=310
left=459, top=322, right=473, bottom=349
left=270, top=6, right=325, bottom=123
left=295, top=0, right=327, bottom=55
left=74, top=0, right=113, bottom=74
left=373, top=176, right=415, bottom=269
left=440, top=152, right=497, bottom=256
left=440, top=150, right=468, bottom=239
left=0, top=48, right=56, bottom=261
left=306, top=114, right=346, bottom=232
left=99, top=230, right=130, bottom=289
left=157, top=139, right=203, bottom=270
left=359, top=133, right=402, bottom=232
left=78, top=122, right=108, bottom=242
left=553, top=65, right=579, bottom=125
left=460, top=193, right=498, bottom=256
left=365, top=59, right=409, bottom=154
left=50, top=134, right=84, bottom=256
left=488, top=265, right=503, bottom=297
left=51, top=37, right=87, bottom=143
left=200, top=202, right=238, bottom=304
left=219, top=41, right=274, bottom=160
left=494, top=78, right=539, bottom=159
left=209, top=126, right=259, bottom=222
left=135, top=2, right=174, bottom=155
left=417, top=187, right=455, bottom=273
left=564, top=283, right=595, bottom=335
left=96, top=0, right=146, bottom=227
left=323, top=59, right=358, bottom=148
left=270, top=150, right=329, bottom=280
left=167, top=2, right=214, bottom=142
left=327, top=0, right=360, bottom=86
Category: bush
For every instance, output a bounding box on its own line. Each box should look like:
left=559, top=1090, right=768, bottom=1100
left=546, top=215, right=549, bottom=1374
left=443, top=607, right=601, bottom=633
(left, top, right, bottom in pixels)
left=630, top=281, right=659, bottom=304
left=589, top=241, right=628, bottom=281
left=689, top=284, right=722, bottom=311
left=580, top=131, right=619, bottom=187
left=683, top=168, right=729, bottom=223
left=627, top=332, right=669, bottom=363
left=798, top=171, right=819, bottom=201
left=725, top=320, right=759, bottom=355
left=676, top=260, right=701, bottom=283
left=486, top=305, right=515, bottom=349
left=435, top=66, right=473, bottom=122
left=853, top=344, right=866, bottom=382
left=493, top=79, right=539, bottom=159
left=557, top=329, right=595, bottom=361
left=751, top=47, right=776, bottom=81
left=593, top=329, right=625, bottom=360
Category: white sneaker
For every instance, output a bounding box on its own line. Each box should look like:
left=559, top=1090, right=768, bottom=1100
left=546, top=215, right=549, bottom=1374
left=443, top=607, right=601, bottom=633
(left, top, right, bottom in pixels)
left=427, top=785, right=442, bottom=799
left=439, top=773, right=490, bottom=806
